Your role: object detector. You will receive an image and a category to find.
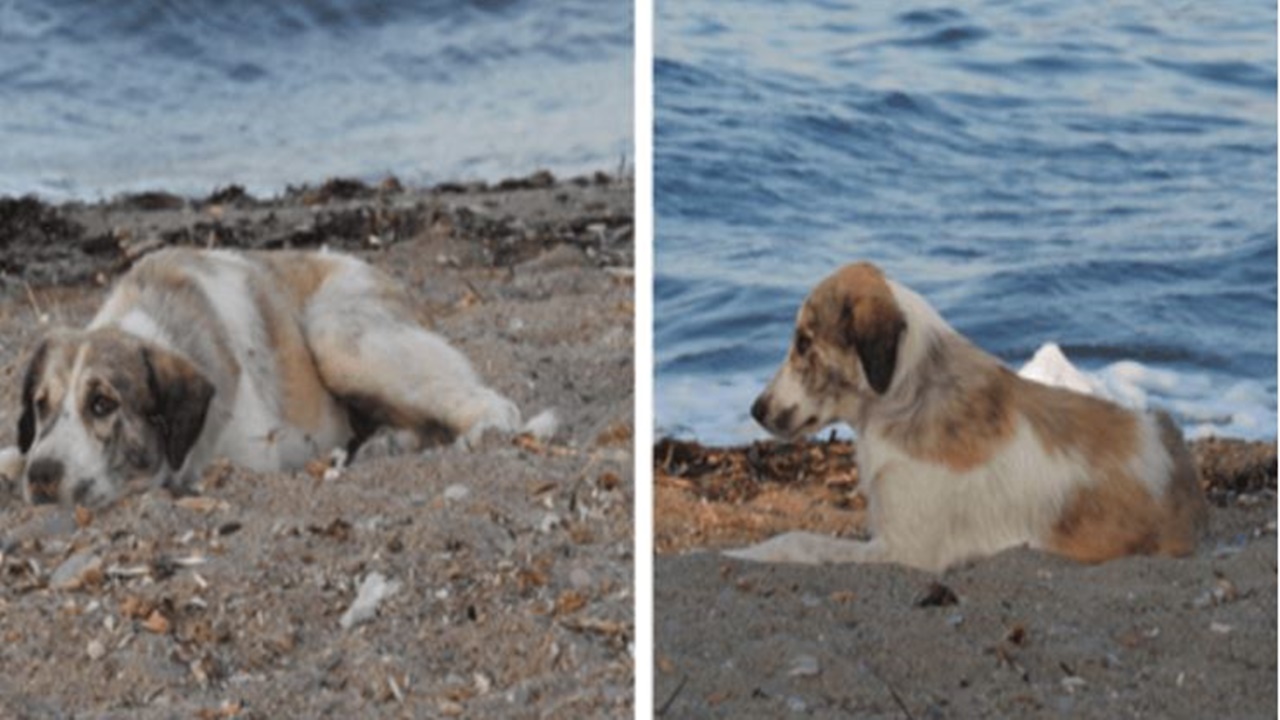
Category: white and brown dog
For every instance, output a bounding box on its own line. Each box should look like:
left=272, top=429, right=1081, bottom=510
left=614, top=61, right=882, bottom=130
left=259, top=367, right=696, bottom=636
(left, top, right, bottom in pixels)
left=5, top=248, right=537, bottom=507
left=732, top=262, right=1207, bottom=571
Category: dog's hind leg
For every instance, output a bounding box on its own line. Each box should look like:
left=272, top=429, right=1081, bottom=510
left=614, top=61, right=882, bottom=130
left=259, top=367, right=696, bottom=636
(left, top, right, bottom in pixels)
left=723, top=532, right=888, bottom=565
left=301, top=257, right=521, bottom=449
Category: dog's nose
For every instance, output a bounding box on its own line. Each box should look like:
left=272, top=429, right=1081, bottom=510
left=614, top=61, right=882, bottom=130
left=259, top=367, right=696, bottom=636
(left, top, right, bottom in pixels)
left=750, top=395, right=769, bottom=424
left=26, top=458, right=64, bottom=505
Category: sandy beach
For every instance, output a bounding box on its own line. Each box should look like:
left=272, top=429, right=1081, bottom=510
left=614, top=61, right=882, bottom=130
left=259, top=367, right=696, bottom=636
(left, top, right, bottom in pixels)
left=654, top=437, right=1276, bottom=718
left=0, top=173, right=634, bottom=717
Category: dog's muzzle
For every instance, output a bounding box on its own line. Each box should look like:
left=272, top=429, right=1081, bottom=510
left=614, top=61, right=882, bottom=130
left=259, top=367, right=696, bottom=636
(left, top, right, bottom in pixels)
left=25, top=457, right=65, bottom=504
left=752, top=392, right=798, bottom=436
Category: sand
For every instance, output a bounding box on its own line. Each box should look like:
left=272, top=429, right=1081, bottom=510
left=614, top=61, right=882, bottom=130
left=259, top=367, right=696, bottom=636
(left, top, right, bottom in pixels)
left=0, top=172, right=634, bottom=718
left=654, top=437, right=1277, bottom=719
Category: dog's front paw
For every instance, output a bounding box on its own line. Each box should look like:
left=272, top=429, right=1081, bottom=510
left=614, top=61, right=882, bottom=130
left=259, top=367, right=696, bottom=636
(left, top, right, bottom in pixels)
left=458, top=391, right=521, bottom=449
left=0, top=447, right=25, bottom=505
left=0, top=447, right=25, bottom=485
left=353, top=428, right=421, bottom=464
left=724, top=531, right=884, bottom=565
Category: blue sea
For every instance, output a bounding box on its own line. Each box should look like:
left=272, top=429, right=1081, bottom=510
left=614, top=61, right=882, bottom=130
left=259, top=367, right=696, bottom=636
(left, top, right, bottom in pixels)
left=0, top=0, right=632, bottom=199
left=656, top=0, right=1277, bottom=443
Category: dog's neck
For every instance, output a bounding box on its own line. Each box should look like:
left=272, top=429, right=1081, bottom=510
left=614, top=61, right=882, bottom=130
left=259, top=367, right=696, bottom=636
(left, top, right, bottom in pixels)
left=854, top=281, right=1005, bottom=434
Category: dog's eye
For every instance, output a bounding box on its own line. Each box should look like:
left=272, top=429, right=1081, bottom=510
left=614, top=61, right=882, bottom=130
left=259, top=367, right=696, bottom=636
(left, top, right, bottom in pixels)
left=794, top=332, right=812, bottom=356
left=88, top=393, right=118, bottom=419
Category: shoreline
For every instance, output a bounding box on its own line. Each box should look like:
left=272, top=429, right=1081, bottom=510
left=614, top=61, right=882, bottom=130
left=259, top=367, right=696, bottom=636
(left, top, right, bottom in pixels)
left=0, top=169, right=633, bottom=290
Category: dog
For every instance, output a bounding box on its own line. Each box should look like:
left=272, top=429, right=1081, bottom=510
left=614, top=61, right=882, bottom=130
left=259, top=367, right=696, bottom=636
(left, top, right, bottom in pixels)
left=5, top=248, right=540, bottom=507
left=730, top=262, right=1207, bottom=571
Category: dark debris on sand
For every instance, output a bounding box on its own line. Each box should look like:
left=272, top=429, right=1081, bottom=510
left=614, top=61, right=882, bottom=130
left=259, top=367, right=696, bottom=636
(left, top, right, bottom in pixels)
left=0, top=170, right=633, bottom=289
left=655, top=435, right=1277, bottom=506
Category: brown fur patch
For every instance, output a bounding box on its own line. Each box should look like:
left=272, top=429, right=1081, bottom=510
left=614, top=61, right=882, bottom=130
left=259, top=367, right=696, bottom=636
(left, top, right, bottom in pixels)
left=811, top=263, right=905, bottom=394
left=122, top=251, right=240, bottom=382
left=880, top=336, right=1018, bottom=471
left=1017, top=378, right=1138, bottom=465
left=250, top=281, right=332, bottom=433
left=1050, top=471, right=1164, bottom=563
left=255, top=251, right=340, bottom=306
left=1040, top=401, right=1205, bottom=563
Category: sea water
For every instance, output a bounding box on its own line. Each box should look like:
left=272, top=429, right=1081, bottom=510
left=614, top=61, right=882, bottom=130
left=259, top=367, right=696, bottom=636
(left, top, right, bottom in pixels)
left=0, top=0, right=632, bottom=199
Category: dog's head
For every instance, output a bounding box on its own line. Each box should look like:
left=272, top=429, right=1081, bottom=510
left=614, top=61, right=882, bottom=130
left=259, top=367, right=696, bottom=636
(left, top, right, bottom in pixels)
left=17, top=329, right=214, bottom=507
left=751, top=262, right=906, bottom=439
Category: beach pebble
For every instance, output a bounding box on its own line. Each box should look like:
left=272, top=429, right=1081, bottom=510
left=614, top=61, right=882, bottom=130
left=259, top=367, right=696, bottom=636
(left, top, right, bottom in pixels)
left=539, top=513, right=561, bottom=534
left=569, top=567, right=592, bottom=589
left=444, top=484, right=470, bottom=503
left=340, top=572, right=401, bottom=630
left=787, top=654, right=821, bottom=678
left=1061, top=676, right=1087, bottom=692
left=50, top=550, right=102, bottom=591
left=86, top=639, right=106, bottom=660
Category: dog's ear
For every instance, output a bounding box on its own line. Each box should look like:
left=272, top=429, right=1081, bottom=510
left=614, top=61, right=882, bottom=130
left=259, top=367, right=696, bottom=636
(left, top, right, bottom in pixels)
left=142, top=346, right=214, bottom=470
left=18, top=339, right=50, bottom=453
left=842, top=296, right=905, bottom=395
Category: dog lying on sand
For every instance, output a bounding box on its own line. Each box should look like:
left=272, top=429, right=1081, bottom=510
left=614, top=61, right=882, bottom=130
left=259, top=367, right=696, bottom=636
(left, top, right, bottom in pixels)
left=3, top=248, right=548, bottom=507
left=732, top=262, right=1207, bottom=571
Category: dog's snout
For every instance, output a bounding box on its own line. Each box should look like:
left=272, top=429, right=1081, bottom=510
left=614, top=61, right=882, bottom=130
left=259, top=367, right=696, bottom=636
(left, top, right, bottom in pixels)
left=750, top=395, right=770, bottom=424
left=26, top=458, right=64, bottom=504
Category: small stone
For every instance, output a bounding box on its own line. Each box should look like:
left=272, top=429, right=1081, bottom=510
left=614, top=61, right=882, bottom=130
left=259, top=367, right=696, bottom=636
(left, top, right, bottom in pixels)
left=50, top=550, right=102, bottom=591
left=569, top=567, right=592, bottom=589
left=787, top=654, right=821, bottom=678
left=340, top=572, right=401, bottom=629
left=1061, top=676, right=1087, bottom=692
left=786, top=696, right=808, bottom=713
left=444, top=485, right=470, bottom=502
left=142, top=610, right=170, bottom=635
left=1209, top=622, right=1233, bottom=634
left=86, top=639, right=106, bottom=660
left=539, top=513, right=561, bottom=533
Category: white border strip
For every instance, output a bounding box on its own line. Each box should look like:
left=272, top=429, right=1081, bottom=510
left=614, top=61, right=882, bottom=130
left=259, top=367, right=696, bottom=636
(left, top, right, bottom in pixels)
left=633, top=0, right=655, bottom=715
